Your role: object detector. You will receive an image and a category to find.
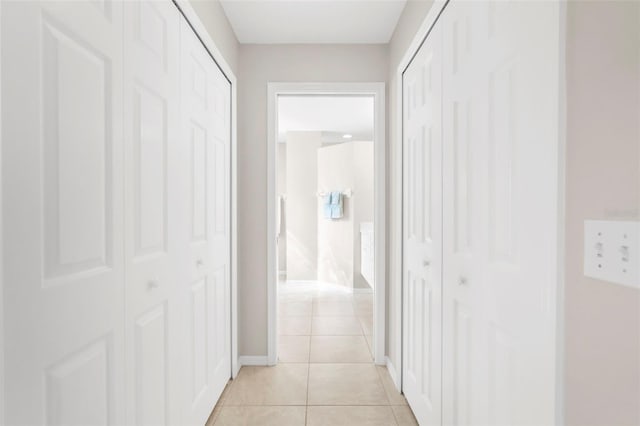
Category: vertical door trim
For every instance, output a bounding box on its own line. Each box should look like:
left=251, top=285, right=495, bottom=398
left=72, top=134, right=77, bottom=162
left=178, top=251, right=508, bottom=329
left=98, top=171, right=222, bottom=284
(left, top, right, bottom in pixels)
left=170, top=0, right=239, bottom=378
left=267, top=82, right=387, bottom=365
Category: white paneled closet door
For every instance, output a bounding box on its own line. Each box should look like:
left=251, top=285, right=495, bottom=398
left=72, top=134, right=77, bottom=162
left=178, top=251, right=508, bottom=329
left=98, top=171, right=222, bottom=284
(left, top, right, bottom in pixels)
left=1, top=2, right=126, bottom=424
left=441, top=2, right=489, bottom=424
left=403, top=1, right=560, bottom=425
left=472, top=2, right=560, bottom=424
left=402, top=23, right=443, bottom=426
left=1, top=1, right=233, bottom=424
left=123, top=2, right=183, bottom=425
left=180, top=17, right=232, bottom=426
left=442, top=1, right=561, bottom=424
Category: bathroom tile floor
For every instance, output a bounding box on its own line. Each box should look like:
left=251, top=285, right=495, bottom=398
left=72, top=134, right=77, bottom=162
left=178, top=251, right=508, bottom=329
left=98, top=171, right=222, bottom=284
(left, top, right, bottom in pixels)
left=207, top=281, right=418, bottom=425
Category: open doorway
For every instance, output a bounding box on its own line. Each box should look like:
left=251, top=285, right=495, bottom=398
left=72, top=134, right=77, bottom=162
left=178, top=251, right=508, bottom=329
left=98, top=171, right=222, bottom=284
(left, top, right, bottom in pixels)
left=267, top=83, right=386, bottom=366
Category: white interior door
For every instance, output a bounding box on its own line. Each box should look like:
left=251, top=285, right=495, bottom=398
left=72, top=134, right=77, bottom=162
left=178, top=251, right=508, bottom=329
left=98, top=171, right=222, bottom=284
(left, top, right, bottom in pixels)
left=441, top=3, right=489, bottom=424
left=442, top=2, right=560, bottom=424
left=123, top=2, right=182, bottom=425
left=180, top=17, right=232, bottom=425
left=402, top=23, right=443, bottom=426
left=1, top=2, right=126, bottom=424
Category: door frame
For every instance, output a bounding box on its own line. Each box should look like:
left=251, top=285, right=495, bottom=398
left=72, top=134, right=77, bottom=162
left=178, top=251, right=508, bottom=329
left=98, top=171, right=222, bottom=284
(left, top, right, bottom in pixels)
left=266, top=82, right=387, bottom=365
left=172, top=0, right=240, bottom=378
left=393, top=1, right=567, bottom=422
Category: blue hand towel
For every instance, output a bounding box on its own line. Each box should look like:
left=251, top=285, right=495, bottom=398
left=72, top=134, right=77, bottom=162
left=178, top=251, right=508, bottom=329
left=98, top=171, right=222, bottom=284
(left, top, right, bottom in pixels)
left=323, top=193, right=332, bottom=219
left=330, top=191, right=343, bottom=219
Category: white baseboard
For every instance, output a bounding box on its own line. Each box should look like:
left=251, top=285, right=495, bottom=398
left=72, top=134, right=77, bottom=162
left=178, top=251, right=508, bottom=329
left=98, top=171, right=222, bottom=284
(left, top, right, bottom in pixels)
left=385, top=356, right=401, bottom=392
left=238, top=356, right=269, bottom=366
left=353, top=286, right=374, bottom=294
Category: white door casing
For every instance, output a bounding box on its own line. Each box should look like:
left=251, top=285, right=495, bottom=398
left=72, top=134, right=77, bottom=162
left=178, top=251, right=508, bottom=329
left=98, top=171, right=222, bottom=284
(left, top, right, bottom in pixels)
left=402, top=23, right=443, bottom=425
left=1, top=2, right=126, bottom=424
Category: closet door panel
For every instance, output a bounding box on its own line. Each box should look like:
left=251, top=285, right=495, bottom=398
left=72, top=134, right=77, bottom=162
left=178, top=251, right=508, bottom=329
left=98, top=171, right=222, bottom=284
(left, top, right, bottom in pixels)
left=123, top=2, right=182, bottom=425
left=180, top=17, right=232, bottom=425
left=402, top=23, right=443, bottom=426
left=440, top=2, right=560, bottom=425
left=483, top=2, right=560, bottom=424
left=442, top=3, right=490, bottom=425
left=1, top=2, right=125, bottom=424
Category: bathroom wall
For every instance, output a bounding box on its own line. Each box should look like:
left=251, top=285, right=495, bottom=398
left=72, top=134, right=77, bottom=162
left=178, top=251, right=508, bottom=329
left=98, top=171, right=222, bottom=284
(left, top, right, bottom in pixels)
left=317, top=143, right=355, bottom=287
left=285, top=131, right=322, bottom=280
left=317, top=141, right=374, bottom=290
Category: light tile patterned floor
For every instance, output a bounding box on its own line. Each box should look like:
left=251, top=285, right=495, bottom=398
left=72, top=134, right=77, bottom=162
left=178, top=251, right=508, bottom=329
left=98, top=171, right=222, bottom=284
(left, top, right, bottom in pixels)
left=206, top=281, right=418, bottom=425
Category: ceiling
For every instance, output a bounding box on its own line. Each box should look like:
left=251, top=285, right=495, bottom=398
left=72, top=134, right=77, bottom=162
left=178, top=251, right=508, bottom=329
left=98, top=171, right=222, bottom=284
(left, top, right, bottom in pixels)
left=278, top=95, right=374, bottom=143
left=219, top=0, right=407, bottom=44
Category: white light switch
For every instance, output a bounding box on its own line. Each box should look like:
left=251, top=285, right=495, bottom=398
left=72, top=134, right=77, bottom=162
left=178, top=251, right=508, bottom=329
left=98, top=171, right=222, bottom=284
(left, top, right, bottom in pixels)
left=584, top=220, right=640, bottom=289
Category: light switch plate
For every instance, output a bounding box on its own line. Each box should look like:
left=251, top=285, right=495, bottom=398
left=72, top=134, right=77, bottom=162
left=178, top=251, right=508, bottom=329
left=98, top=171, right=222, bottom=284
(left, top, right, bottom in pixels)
left=584, top=220, right=640, bottom=289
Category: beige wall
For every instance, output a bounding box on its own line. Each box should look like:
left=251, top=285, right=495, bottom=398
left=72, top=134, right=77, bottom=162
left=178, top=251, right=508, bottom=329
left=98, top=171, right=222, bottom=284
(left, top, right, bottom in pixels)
left=189, top=0, right=240, bottom=73
left=565, top=2, right=640, bottom=425
left=386, top=0, right=434, bottom=369
left=237, top=44, right=388, bottom=356
left=286, top=132, right=322, bottom=280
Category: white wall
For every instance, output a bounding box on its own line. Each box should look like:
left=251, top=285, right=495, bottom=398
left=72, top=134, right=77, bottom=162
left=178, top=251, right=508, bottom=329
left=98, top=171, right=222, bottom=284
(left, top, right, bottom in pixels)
left=565, top=2, right=640, bottom=424
left=285, top=131, right=322, bottom=280
left=237, top=44, right=387, bottom=356
left=188, top=0, right=239, bottom=73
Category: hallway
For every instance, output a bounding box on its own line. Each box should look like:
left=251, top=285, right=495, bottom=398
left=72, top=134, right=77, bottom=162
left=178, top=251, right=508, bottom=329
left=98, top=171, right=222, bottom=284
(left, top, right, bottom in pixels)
left=206, top=282, right=417, bottom=425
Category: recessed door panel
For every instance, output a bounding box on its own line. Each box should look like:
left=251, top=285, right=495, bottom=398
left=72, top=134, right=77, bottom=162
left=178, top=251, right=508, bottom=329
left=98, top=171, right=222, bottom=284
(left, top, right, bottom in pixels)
left=135, top=305, right=167, bottom=426
left=134, top=86, right=167, bottom=258
left=190, top=279, right=208, bottom=401
left=453, top=302, right=471, bottom=426
left=488, top=63, right=517, bottom=264
left=43, top=17, right=111, bottom=280
left=190, top=123, right=208, bottom=242
left=46, top=339, right=111, bottom=426
left=488, top=325, right=515, bottom=426
left=212, top=266, right=228, bottom=366
left=213, top=139, right=226, bottom=235
left=453, top=100, right=472, bottom=254
left=137, top=2, right=167, bottom=68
